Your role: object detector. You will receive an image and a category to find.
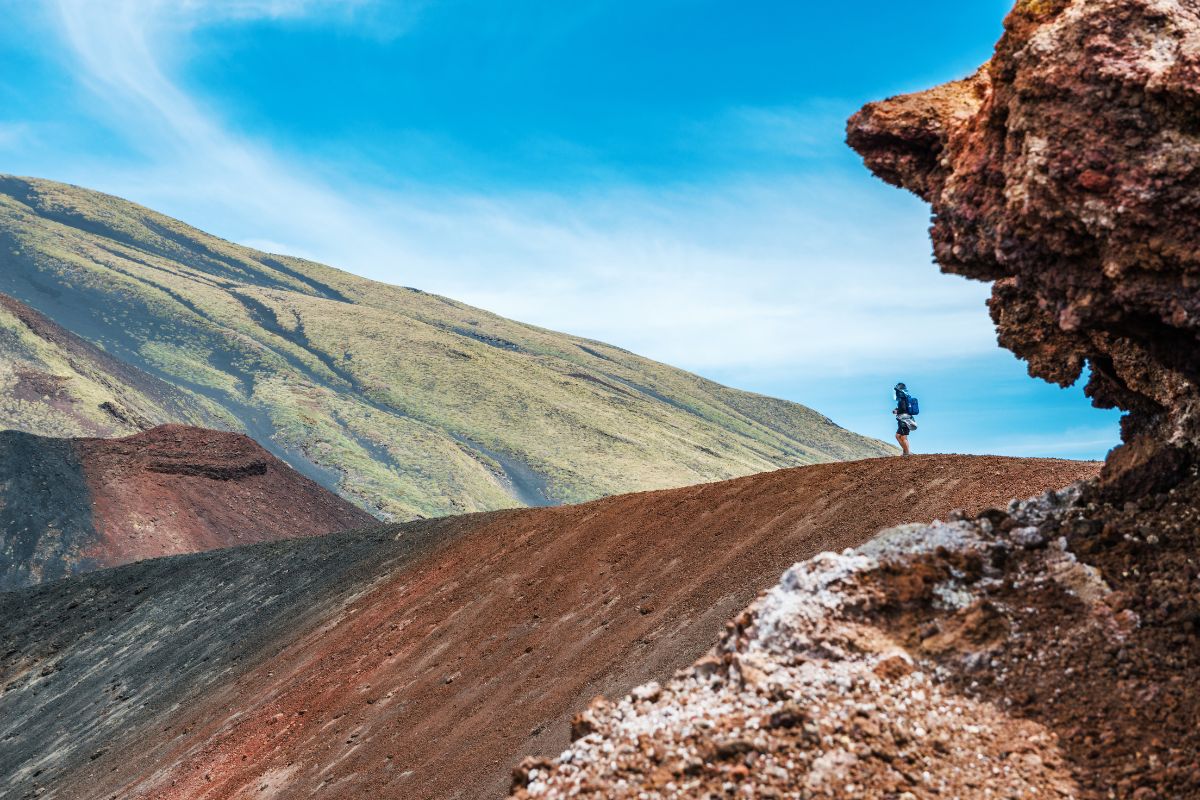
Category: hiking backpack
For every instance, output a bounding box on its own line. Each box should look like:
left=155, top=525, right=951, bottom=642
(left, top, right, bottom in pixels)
left=907, top=394, right=919, bottom=415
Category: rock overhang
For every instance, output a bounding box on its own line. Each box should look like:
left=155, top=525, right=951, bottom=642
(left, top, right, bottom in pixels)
left=847, top=0, right=1200, bottom=488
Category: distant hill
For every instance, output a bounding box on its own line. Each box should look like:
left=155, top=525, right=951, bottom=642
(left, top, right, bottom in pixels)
left=0, top=424, right=373, bottom=589
left=0, top=291, right=224, bottom=437
left=0, top=175, right=894, bottom=518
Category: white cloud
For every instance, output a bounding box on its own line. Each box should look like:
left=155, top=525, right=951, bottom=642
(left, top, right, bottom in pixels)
left=418, top=182, right=996, bottom=372
left=43, top=0, right=999, bottom=378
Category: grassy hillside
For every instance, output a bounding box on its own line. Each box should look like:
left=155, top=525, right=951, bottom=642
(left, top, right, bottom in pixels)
left=0, top=292, right=226, bottom=438
left=0, top=175, right=894, bottom=518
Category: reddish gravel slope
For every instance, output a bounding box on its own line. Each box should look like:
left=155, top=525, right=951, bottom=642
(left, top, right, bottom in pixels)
left=0, top=454, right=1097, bottom=799
left=77, top=425, right=377, bottom=567
left=0, top=424, right=374, bottom=588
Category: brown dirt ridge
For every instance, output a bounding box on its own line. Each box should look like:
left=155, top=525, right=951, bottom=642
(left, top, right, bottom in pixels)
left=0, top=423, right=373, bottom=589
left=0, top=454, right=1096, bottom=799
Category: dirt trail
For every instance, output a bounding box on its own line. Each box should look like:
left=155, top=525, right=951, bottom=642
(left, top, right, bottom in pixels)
left=0, top=453, right=1095, bottom=800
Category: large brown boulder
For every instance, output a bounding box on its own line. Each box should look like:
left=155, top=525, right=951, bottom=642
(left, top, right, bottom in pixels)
left=848, top=0, right=1200, bottom=487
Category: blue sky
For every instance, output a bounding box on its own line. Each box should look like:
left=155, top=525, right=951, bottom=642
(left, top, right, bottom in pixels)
left=0, top=0, right=1120, bottom=459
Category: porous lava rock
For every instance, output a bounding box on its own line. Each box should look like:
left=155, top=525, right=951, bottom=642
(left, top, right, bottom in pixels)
left=847, top=0, right=1200, bottom=489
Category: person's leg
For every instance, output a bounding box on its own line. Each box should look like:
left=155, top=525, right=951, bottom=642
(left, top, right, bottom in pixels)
left=895, top=432, right=911, bottom=455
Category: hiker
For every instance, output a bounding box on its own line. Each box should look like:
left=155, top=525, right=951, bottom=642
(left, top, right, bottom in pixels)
left=892, top=382, right=919, bottom=456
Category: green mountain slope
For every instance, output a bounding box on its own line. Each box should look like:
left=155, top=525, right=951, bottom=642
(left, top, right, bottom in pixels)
left=0, top=292, right=227, bottom=437
left=0, top=175, right=894, bottom=518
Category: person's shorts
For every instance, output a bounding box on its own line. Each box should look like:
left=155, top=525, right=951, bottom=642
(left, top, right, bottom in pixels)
left=897, top=420, right=913, bottom=436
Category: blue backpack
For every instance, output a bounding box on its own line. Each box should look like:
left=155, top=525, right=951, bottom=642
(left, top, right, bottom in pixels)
left=902, top=392, right=920, bottom=415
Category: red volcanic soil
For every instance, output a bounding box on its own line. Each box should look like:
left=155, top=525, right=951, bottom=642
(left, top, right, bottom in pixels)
left=77, top=424, right=375, bottom=566
left=8, top=454, right=1096, bottom=800
left=0, top=424, right=374, bottom=588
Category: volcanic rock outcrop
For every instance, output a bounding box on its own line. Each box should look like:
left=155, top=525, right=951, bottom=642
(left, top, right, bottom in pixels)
left=848, top=0, right=1200, bottom=491
left=0, top=454, right=1096, bottom=799
left=0, top=424, right=374, bottom=588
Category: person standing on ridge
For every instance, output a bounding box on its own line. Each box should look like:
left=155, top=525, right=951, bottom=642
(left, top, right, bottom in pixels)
left=893, top=382, right=919, bottom=456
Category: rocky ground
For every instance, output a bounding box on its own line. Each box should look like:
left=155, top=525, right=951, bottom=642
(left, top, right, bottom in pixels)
left=513, top=469, right=1200, bottom=799
left=0, top=454, right=1096, bottom=799
left=0, top=424, right=373, bottom=588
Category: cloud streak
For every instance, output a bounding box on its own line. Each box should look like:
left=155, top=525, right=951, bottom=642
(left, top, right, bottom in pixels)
left=44, top=0, right=999, bottom=378
left=0, top=123, right=29, bottom=149
left=978, top=427, right=1121, bottom=459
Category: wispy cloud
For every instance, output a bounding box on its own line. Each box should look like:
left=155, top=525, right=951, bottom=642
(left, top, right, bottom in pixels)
left=692, top=102, right=856, bottom=162
left=60, top=0, right=420, bottom=36
left=0, top=122, right=30, bottom=150
left=167, top=1, right=373, bottom=21
left=43, top=0, right=998, bottom=377
left=978, top=426, right=1121, bottom=459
